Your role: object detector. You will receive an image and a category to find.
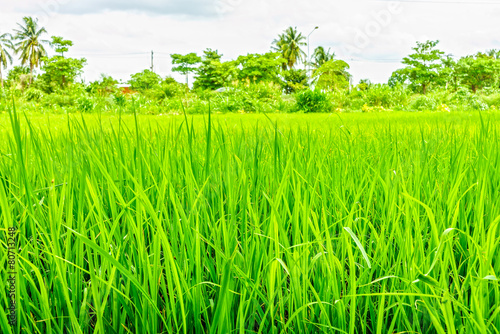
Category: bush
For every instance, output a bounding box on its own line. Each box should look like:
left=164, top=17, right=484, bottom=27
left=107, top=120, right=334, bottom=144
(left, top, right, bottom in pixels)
left=481, top=93, right=500, bottom=108
left=24, top=88, right=44, bottom=102
left=0, top=87, right=9, bottom=112
left=274, top=96, right=296, bottom=113
left=162, top=78, right=187, bottom=99
left=280, top=69, right=308, bottom=94
left=184, top=99, right=209, bottom=114
left=77, top=96, right=95, bottom=112
left=129, top=70, right=161, bottom=91
left=211, top=88, right=252, bottom=113
left=209, top=81, right=283, bottom=113
left=143, top=88, right=167, bottom=101
left=329, top=90, right=351, bottom=110
left=343, top=84, right=411, bottom=111
left=449, top=88, right=488, bottom=111
left=114, top=94, right=127, bottom=107
left=295, top=89, right=332, bottom=113
left=41, top=93, right=73, bottom=108
left=409, top=95, right=438, bottom=111
left=364, top=84, right=410, bottom=108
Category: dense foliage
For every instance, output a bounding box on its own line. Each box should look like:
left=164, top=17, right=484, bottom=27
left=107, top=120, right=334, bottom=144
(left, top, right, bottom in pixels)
left=1, top=18, right=500, bottom=115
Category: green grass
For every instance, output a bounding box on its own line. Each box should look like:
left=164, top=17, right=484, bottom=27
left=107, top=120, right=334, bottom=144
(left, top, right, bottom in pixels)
left=1, top=109, right=499, bottom=333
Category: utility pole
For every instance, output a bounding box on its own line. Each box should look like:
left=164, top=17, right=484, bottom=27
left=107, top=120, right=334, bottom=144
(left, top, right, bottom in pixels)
left=307, top=26, right=319, bottom=78
left=150, top=50, right=154, bottom=72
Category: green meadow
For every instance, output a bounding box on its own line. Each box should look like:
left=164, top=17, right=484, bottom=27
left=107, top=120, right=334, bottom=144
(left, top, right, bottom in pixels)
left=1, top=110, right=499, bottom=333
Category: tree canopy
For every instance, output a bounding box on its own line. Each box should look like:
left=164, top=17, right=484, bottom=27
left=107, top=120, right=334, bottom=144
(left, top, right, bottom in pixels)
left=455, top=53, right=500, bottom=93
left=312, top=59, right=351, bottom=91
left=394, top=40, right=445, bottom=94
left=170, top=53, right=201, bottom=85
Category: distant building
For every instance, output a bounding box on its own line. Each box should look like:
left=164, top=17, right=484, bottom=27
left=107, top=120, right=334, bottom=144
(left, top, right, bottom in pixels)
left=117, top=83, right=136, bottom=95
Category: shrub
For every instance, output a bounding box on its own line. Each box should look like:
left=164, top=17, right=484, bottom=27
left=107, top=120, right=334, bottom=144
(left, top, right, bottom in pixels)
left=76, top=96, right=95, bottom=112
left=280, top=69, right=308, bottom=94
left=143, top=88, right=167, bottom=101
left=129, top=70, right=161, bottom=91
left=162, top=78, right=187, bottom=99
left=114, top=94, right=127, bottom=107
left=212, top=88, right=252, bottom=113
left=24, top=88, right=44, bottom=102
left=185, top=99, right=209, bottom=114
left=295, top=89, right=332, bottom=113
left=209, top=82, right=283, bottom=113
left=482, top=93, right=500, bottom=108
left=329, top=90, right=350, bottom=110
left=437, top=104, right=450, bottom=112
left=409, top=95, right=438, bottom=111
left=41, top=93, right=73, bottom=108
left=449, top=88, right=488, bottom=111
left=274, top=96, right=296, bottom=113
left=360, top=84, right=395, bottom=107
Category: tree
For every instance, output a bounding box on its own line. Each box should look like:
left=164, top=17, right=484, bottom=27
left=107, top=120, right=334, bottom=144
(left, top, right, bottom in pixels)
left=6, top=66, right=31, bottom=90
left=455, top=53, right=500, bottom=93
left=193, top=49, right=237, bottom=91
left=50, top=36, right=73, bottom=57
left=439, top=55, right=458, bottom=91
left=487, top=49, right=500, bottom=59
left=272, top=27, right=306, bottom=70
left=170, top=53, right=201, bottom=86
left=160, top=77, right=186, bottom=99
left=397, top=40, right=444, bottom=94
left=356, top=79, right=371, bottom=91
left=312, top=59, right=351, bottom=91
left=14, top=17, right=49, bottom=85
left=312, top=46, right=335, bottom=68
left=87, top=74, right=118, bottom=97
left=236, top=52, right=285, bottom=83
left=129, top=69, right=162, bottom=91
left=40, top=57, right=86, bottom=92
left=280, top=69, right=308, bottom=94
left=0, top=33, right=13, bottom=88
left=40, top=37, right=86, bottom=92
left=6, top=66, right=29, bottom=82
left=388, top=68, right=408, bottom=88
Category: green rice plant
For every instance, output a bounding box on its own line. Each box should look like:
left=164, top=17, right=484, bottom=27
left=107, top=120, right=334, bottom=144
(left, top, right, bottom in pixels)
left=0, top=105, right=499, bottom=333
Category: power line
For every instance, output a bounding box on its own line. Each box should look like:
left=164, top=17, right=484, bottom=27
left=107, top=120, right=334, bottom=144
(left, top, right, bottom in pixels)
left=150, top=50, right=154, bottom=72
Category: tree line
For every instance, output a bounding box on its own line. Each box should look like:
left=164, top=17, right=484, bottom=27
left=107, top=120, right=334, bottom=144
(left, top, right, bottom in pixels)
left=1, top=16, right=500, bottom=105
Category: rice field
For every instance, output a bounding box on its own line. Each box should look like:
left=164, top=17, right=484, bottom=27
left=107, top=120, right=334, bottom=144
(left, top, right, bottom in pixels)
left=1, top=109, right=499, bottom=333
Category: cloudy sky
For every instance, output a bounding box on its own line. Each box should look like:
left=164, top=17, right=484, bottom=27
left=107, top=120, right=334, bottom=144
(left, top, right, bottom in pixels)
left=1, top=0, right=500, bottom=84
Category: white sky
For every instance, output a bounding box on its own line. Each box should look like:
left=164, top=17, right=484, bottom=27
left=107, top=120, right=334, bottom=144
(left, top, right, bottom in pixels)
left=1, top=0, right=500, bottom=84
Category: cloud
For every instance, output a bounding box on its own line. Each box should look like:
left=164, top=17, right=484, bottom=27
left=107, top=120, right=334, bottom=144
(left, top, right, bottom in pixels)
left=2, top=0, right=500, bottom=85
left=13, top=0, right=219, bottom=17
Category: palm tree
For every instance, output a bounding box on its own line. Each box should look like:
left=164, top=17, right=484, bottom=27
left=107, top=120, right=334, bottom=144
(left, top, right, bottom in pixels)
left=272, top=27, right=306, bottom=70
left=0, top=33, right=13, bottom=88
left=312, top=46, right=335, bottom=68
left=14, top=17, right=49, bottom=85
left=487, top=49, right=500, bottom=59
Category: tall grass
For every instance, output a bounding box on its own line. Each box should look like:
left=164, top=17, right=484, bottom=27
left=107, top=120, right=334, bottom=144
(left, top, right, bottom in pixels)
left=0, top=107, right=499, bottom=333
